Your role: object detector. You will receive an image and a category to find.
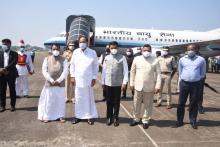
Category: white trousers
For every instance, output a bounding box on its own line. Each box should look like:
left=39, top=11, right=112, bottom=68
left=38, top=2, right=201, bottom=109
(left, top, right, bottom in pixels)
left=16, top=75, right=29, bottom=96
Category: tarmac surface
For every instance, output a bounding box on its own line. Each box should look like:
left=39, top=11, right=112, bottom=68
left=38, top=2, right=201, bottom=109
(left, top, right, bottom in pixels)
left=0, top=52, right=220, bottom=147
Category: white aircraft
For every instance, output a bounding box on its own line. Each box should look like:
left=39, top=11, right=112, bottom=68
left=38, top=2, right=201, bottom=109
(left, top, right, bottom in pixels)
left=44, top=27, right=220, bottom=57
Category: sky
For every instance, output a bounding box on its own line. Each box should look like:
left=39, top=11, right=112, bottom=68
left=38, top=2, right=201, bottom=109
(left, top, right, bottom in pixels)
left=0, top=0, right=220, bottom=47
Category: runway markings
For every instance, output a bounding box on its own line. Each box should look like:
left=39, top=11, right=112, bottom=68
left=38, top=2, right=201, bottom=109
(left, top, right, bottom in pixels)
left=120, top=103, right=159, bottom=147
left=96, top=78, right=159, bottom=147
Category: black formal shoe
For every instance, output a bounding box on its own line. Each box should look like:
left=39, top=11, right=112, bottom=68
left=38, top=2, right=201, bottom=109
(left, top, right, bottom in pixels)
left=113, top=118, right=119, bottom=127
left=130, top=120, right=139, bottom=126
left=24, top=95, right=29, bottom=98
left=155, top=103, right=161, bottom=107
left=175, top=121, right=184, bottom=128
left=143, top=123, right=149, bottom=129
left=0, top=107, right=6, bottom=112
left=10, top=107, right=16, bottom=112
left=106, top=118, right=112, bottom=126
left=198, top=106, right=205, bottom=114
left=190, top=121, right=198, bottom=129
left=71, top=118, right=81, bottom=124
left=101, top=98, right=106, bottom=102
left=121, top=95, right=126, bottom=99
left=88, top=119, right=94, bottom=125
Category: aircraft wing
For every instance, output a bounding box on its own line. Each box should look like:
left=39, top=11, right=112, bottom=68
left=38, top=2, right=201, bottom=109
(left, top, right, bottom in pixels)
left=168, top=39, right=220, bottom=57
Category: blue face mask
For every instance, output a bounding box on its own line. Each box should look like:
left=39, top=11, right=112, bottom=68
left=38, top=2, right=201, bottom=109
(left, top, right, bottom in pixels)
left=2, top=45, right=10, bottom=52
left=20, top=48, right=25, bottom=53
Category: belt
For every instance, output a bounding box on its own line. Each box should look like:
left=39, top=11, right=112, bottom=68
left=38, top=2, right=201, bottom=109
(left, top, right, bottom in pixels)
left=181, top=80, right=200, bottom=83
left=161, top=72, right=171, bottom=74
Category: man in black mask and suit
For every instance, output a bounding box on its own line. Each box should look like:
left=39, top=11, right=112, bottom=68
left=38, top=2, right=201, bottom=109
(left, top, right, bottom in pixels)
left=0, top=39, right=18, bottom=112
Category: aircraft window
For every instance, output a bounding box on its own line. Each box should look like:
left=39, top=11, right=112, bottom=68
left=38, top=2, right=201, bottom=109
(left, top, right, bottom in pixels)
left=193, top=40, right=195, bottom=42
left=145, top=38, right=148, bottom=41
left=107, top=36, right=110, bottom=39
left=99, top=36, right=102, bottom=39
left=119, top=37, right=121, bottom=40
left=138, top=38, right=140, bottom=41
left=115, top=37, right=118, bottom=40
left=103, top=36, right=106, bottom=39
left=111, top=36, right=114, bottom=40
left=183, top=39, right=185, bottom=42
left=189, top=40, right=192, bottom=42
left=179, top=39, right=181, bottom=42
left=164, top=39, right=167, bottom=42
left=123, top=37, right=125, bottom=40
left=96, top=36, right=98, bottom=39
left=156, top=38, right=158, bottom=41
left=131, top=37, right=133, bottom=40
left=176, top=39, right=178, bottom=42
left=168, top=39, right=170, bottom=42
left=172, top=39, right=174, bottom=42
left=127, top=37, right=130, bottom=40
left=142, top=38, right=144, bottom=41
left=160, top=38, right=163, bottom=42
left=186, top=40, right=188, bottom=42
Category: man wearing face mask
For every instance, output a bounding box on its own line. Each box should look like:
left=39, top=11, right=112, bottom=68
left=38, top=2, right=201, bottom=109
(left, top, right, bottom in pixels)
left=63, top=41, right=75, bottom=103
left=176, top=44, right=206, bottom=129
left=130, top=44, right=161, bottom=129
left=15, top=40, right=34, bottom=98
left=70, top=36, right=99, bottom=125
left=122, top=48, right=134, bottom=99
left=98, top=45, right=110, bottom=102
left=101, top=41, right=128, bottom=126
left=0, top=39, right=18, bottom=112
left=38, top=44, right=68, bottom=123
left=156, top=47, right=176, bottom=109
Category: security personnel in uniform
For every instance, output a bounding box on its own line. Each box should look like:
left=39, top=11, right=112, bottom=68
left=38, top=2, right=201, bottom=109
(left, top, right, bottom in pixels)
left=156, top=47, right=176, bottom=109
left=63, top=41, right=75, bottom=103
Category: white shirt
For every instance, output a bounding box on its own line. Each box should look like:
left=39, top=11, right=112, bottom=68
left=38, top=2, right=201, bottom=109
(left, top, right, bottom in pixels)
left=42, top=57, right=69, bottom=83
left=70, top=47, right=99, bottom=88
left=4, top=51, right=10, bottom=67
left=101, top=54, right=129, bottom=85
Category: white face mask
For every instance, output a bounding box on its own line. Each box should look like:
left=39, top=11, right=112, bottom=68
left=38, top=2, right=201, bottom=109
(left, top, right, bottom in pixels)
left=142, top=51, right=151, bottom=58
left=79, top=43, right=87, bottom=49
left=187, top=50, right=196, bottom=58
left=68, top=46, right=74, bottom=51
left=52, top=50, right=60, bottom=56
left=111, top=49, right=118, bottom=55
left=163, top=51, right=168, bottom=56
left=2, top=45, right=10, bottom=52
left=126, top=52, right=132, bottom=56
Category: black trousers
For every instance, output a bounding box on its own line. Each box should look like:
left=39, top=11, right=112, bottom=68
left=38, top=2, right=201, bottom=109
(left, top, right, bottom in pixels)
left=177, top=80, right=200, bottom=123
left=0, top=76, right=17, bottom=108
left=103, top=85, right=107, bottom=98
left=106, top=86, right=121, bottom=119
left=198, top=79, right=205, bottom=107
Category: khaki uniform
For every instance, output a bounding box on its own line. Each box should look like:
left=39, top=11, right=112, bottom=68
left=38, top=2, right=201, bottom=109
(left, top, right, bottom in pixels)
left=130, top=56, right=161, bottom=123
left=157, top=55, right=176, bottom=105
left=63, top=50, right=75, bottom=102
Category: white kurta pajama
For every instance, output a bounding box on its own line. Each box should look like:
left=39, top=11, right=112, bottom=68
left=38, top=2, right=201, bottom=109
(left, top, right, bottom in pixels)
left=38, top=57, right=68, bottom=121
left=70, top=47, right=99, bottom=119
left=16, top=51, right=34, bottom=96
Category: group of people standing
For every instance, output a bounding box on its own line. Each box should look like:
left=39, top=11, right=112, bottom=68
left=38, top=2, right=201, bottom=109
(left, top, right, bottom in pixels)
left=0, top=39, right=34, bottom=112
left=0, top=36, right=206, bottom=130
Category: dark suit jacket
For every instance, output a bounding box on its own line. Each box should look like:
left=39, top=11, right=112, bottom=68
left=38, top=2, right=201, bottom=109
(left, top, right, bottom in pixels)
left=0, top=50, right=18, bottom=78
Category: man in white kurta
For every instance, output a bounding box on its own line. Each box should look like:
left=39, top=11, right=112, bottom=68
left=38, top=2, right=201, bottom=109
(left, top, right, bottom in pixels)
left=70, top=36, right=99, bottom=125
left=16, top=41, right=34, bottom=98
left=38, top=45, right=68, bottom=123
